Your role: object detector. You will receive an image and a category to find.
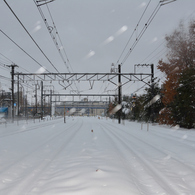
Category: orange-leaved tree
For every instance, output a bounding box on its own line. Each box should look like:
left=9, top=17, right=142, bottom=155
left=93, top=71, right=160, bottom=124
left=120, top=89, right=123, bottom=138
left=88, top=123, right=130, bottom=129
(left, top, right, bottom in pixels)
left=157, top=20, right=195, bottom=127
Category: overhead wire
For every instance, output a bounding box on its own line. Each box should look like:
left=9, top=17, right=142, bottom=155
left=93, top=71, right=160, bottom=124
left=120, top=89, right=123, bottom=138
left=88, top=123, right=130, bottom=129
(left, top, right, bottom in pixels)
left=139, top=41, right=166, bottom=63
left=3, top=0, right=79, bottom=93
left=0, top=29, right=64, bottom=85
left=33, top=0, right=79, bottom=93
left=0, top=55, right=32, bottom=91
left=132, top=83, right=148, bottom=94
left=0, top=62, right=10, bottom=72
left=3, top=0, right=178, bottom=98
left=3, top=0, right=62, bottom=75
left=34, top=0, right=79, bottom=92
left=0, top=29, right=49, bottom=73
left=121, top=2, right=162, bottom=65
left=116, top=0, right=152, bottom=65
left=46, top=2, right=74, bottom=72
left=0, top=53, right=12, bottom=65
left=139, top=7, right=195, bottom=65
left=34, top=1, right=70, bottom=72
left=146, top=48, right=167, bottom=63
left=0, top=51, right=43, bottom=92
left=122, top=82, right=135, bottom=95
left=0, top=74, right=10, bottom=81
left=136, top=4, right=195, bottom=89
left=0, top=53, right=13, bottom=73
left=116, top=1, right=177, bottom=97
left=118, top=0, right=176, bottom=66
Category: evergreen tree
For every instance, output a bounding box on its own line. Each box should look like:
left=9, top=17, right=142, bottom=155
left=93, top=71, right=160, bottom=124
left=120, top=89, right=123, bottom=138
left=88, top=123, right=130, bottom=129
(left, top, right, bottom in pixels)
left=139, top=82, right=163, bottom=122
left=173, top=67, right=195, bottom=128
left=157, top=20, right=195, bottom=128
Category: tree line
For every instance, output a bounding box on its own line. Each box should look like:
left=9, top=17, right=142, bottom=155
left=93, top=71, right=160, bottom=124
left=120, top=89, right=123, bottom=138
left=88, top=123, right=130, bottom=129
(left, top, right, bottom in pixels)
left=108, top=20, right=195, bottom=129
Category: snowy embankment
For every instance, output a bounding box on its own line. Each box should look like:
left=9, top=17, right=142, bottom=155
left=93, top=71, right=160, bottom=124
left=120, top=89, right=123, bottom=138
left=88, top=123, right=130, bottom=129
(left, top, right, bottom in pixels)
left=0, top=117, right=195, bottom=195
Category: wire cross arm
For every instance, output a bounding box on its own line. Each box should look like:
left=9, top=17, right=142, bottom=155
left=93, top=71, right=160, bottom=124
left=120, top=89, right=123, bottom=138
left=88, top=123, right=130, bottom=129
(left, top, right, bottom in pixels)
left=35, top=0, right=56, bottom=6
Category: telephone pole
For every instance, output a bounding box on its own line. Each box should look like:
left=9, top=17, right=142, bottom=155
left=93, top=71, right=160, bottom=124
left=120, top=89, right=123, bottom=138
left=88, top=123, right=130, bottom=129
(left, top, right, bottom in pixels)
left=134, top=64, right=154, bottom=122
left=118, top=64, right=122, bottom=124
left=41, top=81, right=43, bottom=120
left=7, top=64, right=18, bottom=122
left=151, top=64, right=154, bottom=123
left=34, top=84, right=38, bottom=114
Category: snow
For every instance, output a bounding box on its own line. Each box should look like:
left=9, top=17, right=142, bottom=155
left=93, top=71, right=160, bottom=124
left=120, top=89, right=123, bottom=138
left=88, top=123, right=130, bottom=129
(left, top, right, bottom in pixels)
left=0, top=117, right=195, bottom=195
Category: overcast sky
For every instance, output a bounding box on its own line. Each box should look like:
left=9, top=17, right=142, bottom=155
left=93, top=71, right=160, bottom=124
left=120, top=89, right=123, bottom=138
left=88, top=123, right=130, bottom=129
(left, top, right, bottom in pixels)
left=0, top=0, right=195, bottom=101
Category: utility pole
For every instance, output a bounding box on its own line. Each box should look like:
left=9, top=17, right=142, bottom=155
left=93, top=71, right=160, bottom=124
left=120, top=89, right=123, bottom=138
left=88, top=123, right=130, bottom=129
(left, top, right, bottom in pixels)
left=50, top=89, right=52, bottom=117
left=134, top=64, right=155, bottom=123
left=25, top=94, right=27, bottom=117
left=35, top=84, right=37, bottom=114
left=17, top=74, right=19, bottom=116
left=151, top=64, right=154, bottom=123
left=41, top=81, right=43, bottom=120
left=7, top=64, right=18, bottom=122
left=118, top=64, right=122, bottom=124
left=64, top=105, right=66, bottom=123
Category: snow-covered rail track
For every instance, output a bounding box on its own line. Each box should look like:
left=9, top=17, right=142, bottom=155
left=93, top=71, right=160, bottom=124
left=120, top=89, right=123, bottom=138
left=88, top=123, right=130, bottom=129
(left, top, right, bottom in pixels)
left=99, top=121, right=195, bottom=194
left=0, top=118, right=83, bottom=195
left=1, top=117, right=195, bottom=195
left=105, top=121, right=195, bottom=171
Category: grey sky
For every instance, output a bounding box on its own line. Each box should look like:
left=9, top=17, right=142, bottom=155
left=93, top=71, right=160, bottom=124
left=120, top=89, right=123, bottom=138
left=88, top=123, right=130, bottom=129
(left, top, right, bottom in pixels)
left=0, top=0, right=195, bottom=100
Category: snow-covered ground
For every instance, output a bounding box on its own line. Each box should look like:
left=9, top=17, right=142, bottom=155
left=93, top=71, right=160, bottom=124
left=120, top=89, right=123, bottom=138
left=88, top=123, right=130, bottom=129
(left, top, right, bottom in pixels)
left=0, top=117, right=195, bottom=195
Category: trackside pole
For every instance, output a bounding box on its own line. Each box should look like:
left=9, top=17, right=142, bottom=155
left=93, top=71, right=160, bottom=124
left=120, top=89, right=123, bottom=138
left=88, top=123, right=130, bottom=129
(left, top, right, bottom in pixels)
left=141, top=123, right=149, bottom=131
left=147, top=123, right=149, bottom=131
left=118, top=64, right=122, bottom=124
left=64, top=105, right=66, bottom=123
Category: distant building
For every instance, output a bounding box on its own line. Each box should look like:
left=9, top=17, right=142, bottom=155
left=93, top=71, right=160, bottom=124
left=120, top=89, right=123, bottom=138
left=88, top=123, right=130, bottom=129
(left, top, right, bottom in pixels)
left=55, top=101, right=109, bottom=117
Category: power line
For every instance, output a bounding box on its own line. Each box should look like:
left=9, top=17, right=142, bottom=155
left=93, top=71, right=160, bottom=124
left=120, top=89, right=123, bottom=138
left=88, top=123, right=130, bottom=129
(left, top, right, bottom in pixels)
left=119, top=0, right=176, bottom=66
left=0, top=51, right=43, bottom=81
left=47, top=4, right=76, bottom=74
left=41, top=1, right=73, bottom=72
left=3, top=0, right=61, bottom=74
left=0, top=52, right=45, bottom=89
left=33, top=0, right=80, bottom=93
left=139, top=41, right=166, bottom=63
left=0, top=74, right=10, bottom=81
left=139, top=8, right=195, bottom=73
left=0, top=62, right=10, bottom=71
left=121, top=2, right=162, bottom=65
left=0, top=52, right=13, bottom=65
left=34, top=1, right=70, bottom=72
left=3, top=0, right=79, bottom=93
left=0, top=29, right=64, bottom=83
left=116, top=0, right=152, bottom=64
left=0, top=58, right=36, bottom=93
left=132, top=83, right=147, bottom=94
left=146, top=48, right=167, bottom=64
left=18, top=81, right=34, bottom=90
left=0, top=29, right=48, bottom=72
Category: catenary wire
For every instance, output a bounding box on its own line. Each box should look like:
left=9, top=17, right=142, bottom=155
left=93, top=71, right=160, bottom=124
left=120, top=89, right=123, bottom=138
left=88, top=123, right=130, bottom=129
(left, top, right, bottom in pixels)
left=34, top=1, right=70, bottom=72
left=3, top=0, right=79, bottom=93
left=120, top=0, right=176, bottom=66
left=0, top=52, right=46, bottom=88
left=0, top=29, right=49, bottom=73
left=121, top=2, right=162, bottom=65
left=116, top=0, right=152, bottom=65
left=0, top=29, right=63, bottom=83
left=46, top=2, right=74, bottom=72
left=33, top=0, right=79, bottom=93
left=3, top=0, right=62, bottom=75
left=0, top=74, right=10, bottom=81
